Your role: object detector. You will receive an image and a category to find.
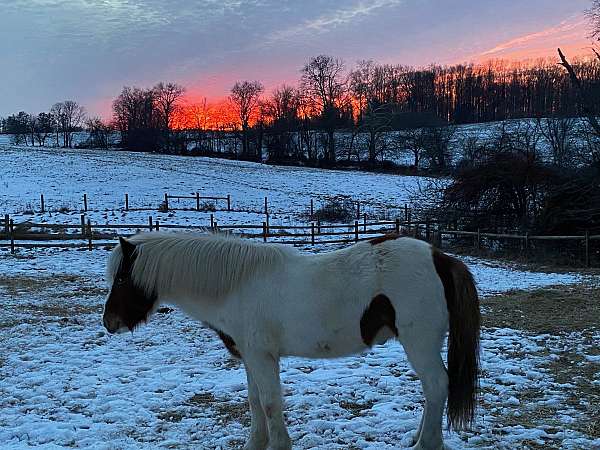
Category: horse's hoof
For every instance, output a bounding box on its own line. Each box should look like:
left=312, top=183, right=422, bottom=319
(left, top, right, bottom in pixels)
left=243, top=435, right=268, bottom=450
left=267, top=436, right=292, bottom=450
left=410, top=443, right=444, bottom=450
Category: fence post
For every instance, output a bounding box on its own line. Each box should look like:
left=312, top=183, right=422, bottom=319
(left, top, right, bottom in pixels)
left=148, top=216, right=153, bottom=231
left=363, top=213, right=367, bottom=232
left=266, top=213, right=270, bottom=234
left=155, top=220, right=160, bottom=231
left=87, top=219, right=92, bottom=251
left=83, top=193, right=88, bottom=212
left=585, top=230, right=590, bottom=268
left=40, top=194, right=45, bottom=213
left=395, top=217, right=400, bottom=234
left=4, top=214, right=9, bottom=234
left=10, top=219, right=15, bottom=254
left=213, top=220, right=218, bottom=232
left=310, top=199, right=314, bottom=221
left=164, top=193, right=169, bottom=211
left=196, top=192, right=200, bottom=211
left=262, top=221, right=267, bottom=242
left=210, top=214, right=214, bottom=230
left=311, top=223, right=315, bottom=246
left=317, top=218, right=321, bottom=235
left=125, top=193, right=129, bottom=211
left=354, top=220, right=359, bottom=242
left=264, top=197, right=268, bottom=215
left=80, top=214, right=86, bottom=235
left=356, top=201, right=360, bottom=220
left=227, top=194, right=231, bottom=212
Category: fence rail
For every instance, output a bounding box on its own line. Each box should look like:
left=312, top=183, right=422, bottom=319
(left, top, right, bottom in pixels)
left=2, top=214, right=599, bottom=266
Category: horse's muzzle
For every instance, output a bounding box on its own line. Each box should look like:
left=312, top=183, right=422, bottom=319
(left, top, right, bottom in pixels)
left=103, top=313, right=123, bottom=334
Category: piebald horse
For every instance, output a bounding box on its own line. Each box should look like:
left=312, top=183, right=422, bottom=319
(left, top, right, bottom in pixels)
left=103, top=232, right=480, bottom=450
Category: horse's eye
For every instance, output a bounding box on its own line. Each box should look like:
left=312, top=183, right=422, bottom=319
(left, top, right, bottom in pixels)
left=115, top=276, right=126, bottom=285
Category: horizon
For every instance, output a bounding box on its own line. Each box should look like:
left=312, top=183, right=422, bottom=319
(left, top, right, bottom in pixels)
left=0, top=0, right=595, bottom=119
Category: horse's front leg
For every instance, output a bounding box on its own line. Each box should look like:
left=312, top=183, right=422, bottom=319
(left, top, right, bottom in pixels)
left=243, top=351, right=291, bottom=450
left=244, top=371, right=268, bottom=450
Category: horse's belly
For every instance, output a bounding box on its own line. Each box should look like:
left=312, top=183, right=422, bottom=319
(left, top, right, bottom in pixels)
left=280, top=323, right=389, bottom=358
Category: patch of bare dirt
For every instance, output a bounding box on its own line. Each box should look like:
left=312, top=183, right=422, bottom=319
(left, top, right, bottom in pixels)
left=481, top=283, right=600, bottom=444
left=0, top=274, right=104, bottom=299
left=482, top=284, right=600, bottom=334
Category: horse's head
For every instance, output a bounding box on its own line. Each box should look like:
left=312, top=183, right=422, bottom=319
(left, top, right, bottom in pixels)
left=103, top=237, right=157, bottom=334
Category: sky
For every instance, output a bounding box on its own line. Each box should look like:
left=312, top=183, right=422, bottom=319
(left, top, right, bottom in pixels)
left=0, top=0, right=595, bottom=118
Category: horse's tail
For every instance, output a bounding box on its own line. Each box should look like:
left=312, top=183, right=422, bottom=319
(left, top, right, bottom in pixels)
left=432, top=249, right=480, bottom=431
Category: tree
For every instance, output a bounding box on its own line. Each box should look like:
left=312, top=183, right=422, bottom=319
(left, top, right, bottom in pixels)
left=586, top=1, right=600, bottom=40
left=33, top=112, right=55, bottom=146
left=361, top=103, right=394, bottom=164
left=51, top=100, right=85, bottom=148
left=229, top=80, right=264, bottom=159
left=537, top=116, right=577, bottom=167
left=153, top=82, right=185, bottom=152
left=4, top=112, right=31, bottom=145
left=421, top=125, right=456, bottom=170
left=86, top=117, right=113, bottom=149
left=112, top=86, right=161, bottom=152
left=300, top=55, right=347, bottom=163
left=262, top=85, right=301, bottom=161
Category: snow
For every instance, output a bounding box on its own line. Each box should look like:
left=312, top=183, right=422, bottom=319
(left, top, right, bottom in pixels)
left=1, top=248, right=598, bottom=449
left=0, top=144, right=428, bottom=231
left=1, top=145, right=599, bottom=449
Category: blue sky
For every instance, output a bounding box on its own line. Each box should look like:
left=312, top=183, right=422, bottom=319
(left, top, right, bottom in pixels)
left=0, top=0, right=593, bottom=117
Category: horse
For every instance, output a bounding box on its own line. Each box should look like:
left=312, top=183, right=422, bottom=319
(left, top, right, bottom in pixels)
left=102, top=232, right=480, bottom=450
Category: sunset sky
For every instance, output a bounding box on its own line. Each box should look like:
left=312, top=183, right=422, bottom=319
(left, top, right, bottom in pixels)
left=0, top=0, right=595, bottom=118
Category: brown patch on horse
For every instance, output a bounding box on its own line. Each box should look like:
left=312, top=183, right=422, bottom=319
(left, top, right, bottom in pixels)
left=212, top=328, right=242, bottom=359
left=360, top=294, right=399, bottom=346
left=431, top=247, right=480, bottom=431
left=368, top=233, right=401, bottom=246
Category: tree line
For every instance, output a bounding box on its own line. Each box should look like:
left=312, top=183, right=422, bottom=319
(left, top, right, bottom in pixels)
left=3, top=53, right=600, bottom=167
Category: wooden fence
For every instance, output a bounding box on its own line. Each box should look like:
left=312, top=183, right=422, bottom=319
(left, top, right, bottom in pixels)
left=24, top=192, right=232, bottom=213
left=162, top=193, right=231, bottom=212
left=12, top=191, right=395, bottom=220
left=1, top=214, right=598, bottom=267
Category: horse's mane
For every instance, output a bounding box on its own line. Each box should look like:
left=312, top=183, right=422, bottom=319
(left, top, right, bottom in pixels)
left=107, top=232, right=296, bottom=299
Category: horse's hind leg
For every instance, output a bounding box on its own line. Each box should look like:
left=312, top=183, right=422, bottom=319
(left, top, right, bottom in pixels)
left=243, top=351, right=291, bottom=450
left=400, top=332, right=448, bottom=450
left=244, top=371, right=268, bottom=450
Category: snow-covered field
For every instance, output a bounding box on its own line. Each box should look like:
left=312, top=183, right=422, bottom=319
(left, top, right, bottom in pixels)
left=0, top=144, right=426, bottom=232
left=1, top=145, right=599, bottom=449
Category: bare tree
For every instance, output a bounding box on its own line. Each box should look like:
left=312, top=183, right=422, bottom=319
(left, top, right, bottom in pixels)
left=51, top=100, right=85, bottom=148
left=586, top=1, right=600, bottom=40
left=300, top=55, right=347, bottom=163
left=229, top=80, right=264, bottom=159
left=86, top=117, right=113, bottom=149
left=361, top=104, right=394, bottom=164
left=421, top=125, right=456, bottom=170
left=112, top=86, right=160, bottom=152
left=537, top=116, right=577, bottom=167
left=33, top=112, right=55, bottom=146
left=154, top=82, right=185, bottom=152
left=399, top=128, right=426, bottom=169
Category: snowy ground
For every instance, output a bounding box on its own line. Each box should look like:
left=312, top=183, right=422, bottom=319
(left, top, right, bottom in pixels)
left=1, top=145, right=599, bottom=449
left=0, top=247, right=599, bottom=450
left=0, top=144, right=428, bottom=232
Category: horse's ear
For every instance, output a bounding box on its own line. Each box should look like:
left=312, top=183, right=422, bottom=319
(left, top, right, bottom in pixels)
left=119, top=237, right=136, bottom=260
